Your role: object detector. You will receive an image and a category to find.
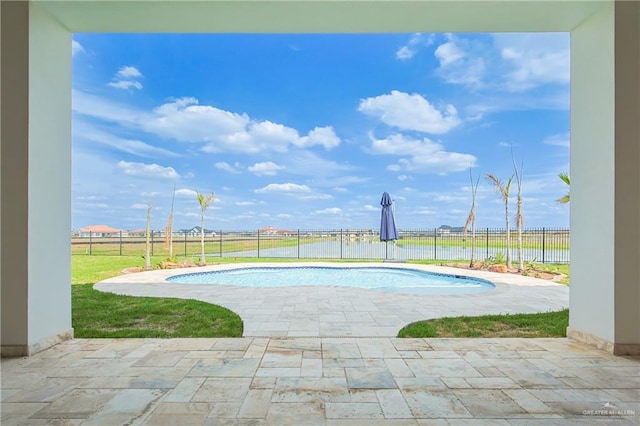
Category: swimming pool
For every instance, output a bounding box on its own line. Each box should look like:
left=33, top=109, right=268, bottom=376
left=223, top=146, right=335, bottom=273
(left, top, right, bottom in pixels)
left=166, top=266, right=495, bottom=295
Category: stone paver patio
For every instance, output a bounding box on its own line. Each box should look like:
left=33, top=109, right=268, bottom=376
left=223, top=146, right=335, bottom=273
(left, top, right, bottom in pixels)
left=2, top=337, right=639, bottom=424
left=94, top=262, right=570, bottom=337
left=3, top=263, right=637, bottom=424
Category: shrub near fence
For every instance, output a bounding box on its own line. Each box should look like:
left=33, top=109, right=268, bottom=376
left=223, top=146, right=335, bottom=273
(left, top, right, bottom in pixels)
left=71, top=227, right=570, bottom=263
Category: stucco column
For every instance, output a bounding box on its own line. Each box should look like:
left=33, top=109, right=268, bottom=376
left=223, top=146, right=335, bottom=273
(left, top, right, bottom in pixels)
left=1, top=2, right=73, bottom=356
left=569, top=0, right=640, bottom=355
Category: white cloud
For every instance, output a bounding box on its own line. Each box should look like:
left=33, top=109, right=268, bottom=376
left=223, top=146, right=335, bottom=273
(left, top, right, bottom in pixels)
left=77, top=195, right=107, bottom=201
left=295, top=126, right=340, bottom=150
left=434, top=194, right=468, bottom=203
left=73, top=91, right=342, bottom=154
left=398, top=175, right=411, bottom=181
left=414, top=207, right=436, bottom=215
left=72, top=40, right=84, bottom=56
left=495, top=33, right=569, bottom=92
left=247, top=120, right=298, bottom=148
left=117, top=161, right=179, bottom=179
left=282, top=151, right=355, bottom=179
left=74, top=121, right=179, bottom=158
left=433, top=33, right=569, bottom=94
left=151, top=99, right=339, bottom=153
left=107, top=80, right=143, bottom=90
left=116, top=66, right=143, bottom=79
left=369, top=133, right=476, bottom=174
left=396, top=33, right=434, bottom=60
left=254, top=183, right=312, bottom=194
left=543, top=132, right=570, bottom=147
left=363, top=205, right=378, bottom=212
left=300, top=193, right=333, bottom=200
left=108, top=66, right=143, bottom=91
left=396, top=46, right=415, bottom=60
left=358, top=91, right=460, bottom=134
left=215, top=162, right=242, bottom=174
left=433, top=34, right=487, bottom=89
left=76, top=202, right=109, bottom=209
left=315, top=207, right=342, bottom=215
left=130, top=203, right=148, bottom=209
left=248, top=161, right=284, bottom=176
left=152, top=97, right=250, bottom=147
left=73, top=90, right=144, bottom=126
left=235, top=201, right=255, bottom=206
left=435, top=40, right=464, bottom=66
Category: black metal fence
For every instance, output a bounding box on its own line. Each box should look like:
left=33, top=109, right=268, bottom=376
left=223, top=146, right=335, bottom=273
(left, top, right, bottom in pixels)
left=72, top=227, right=570, bottom=264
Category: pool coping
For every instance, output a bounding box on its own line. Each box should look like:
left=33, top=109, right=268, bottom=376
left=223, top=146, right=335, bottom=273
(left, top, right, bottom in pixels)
left=95, top=262, right=569, bottom=337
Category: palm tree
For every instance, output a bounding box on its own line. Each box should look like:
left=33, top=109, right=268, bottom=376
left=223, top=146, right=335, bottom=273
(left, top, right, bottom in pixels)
left=487, top=173, right=514, bottom=270
left=196, top=191, right=215, bottom=265
left=512, top=152, right=524, bottom=272
left=462, top=169, right=480, bottom=268
left=164, top=185, right=176, bottom=259
left=557, top=172, right=570, bottom=204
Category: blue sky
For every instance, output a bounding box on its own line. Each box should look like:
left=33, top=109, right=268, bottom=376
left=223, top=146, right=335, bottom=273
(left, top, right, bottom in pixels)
left=72, top=32, right=570, bottom=232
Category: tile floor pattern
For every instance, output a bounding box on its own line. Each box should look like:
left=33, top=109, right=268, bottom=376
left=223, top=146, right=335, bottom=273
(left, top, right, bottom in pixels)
left=2, top=337, right=639, bottom=425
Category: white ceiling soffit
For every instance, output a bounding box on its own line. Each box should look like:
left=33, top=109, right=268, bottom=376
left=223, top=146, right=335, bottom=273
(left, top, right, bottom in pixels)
left=38, top=0, right=607, bottom=33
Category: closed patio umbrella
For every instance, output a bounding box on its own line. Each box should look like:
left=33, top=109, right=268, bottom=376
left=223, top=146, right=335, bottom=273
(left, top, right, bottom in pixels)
left=380, top=192, right=398, bottom=259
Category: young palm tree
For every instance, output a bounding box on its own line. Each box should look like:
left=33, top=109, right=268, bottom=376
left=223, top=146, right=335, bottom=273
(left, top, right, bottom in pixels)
left=462, top=169, right=481, bottom=268
left=486, top=173, right=514, bottom=270
left=196, top=191, right=215, bottom=265
left=557, top=172, right=570, bottom=204
left=512, top=155, right=524, bottom=272
left=164, top=185, right=176, bottom=259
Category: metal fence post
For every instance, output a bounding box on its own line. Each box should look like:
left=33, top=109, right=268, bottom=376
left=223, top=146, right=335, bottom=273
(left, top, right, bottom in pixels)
left=257, top=229, right=260, bottom=258
left=184, top=231, right=187, bottom=257
left=486, top=228, right=489, bottom=260
left=119, top=231, right=122, bottom=256
left=219, top=230, right=223, bottom=257
left=151, top=230, right=154, bottom=256
left=542, top=227, right=546, bottom=263
left=434, top=228, right=437, bottom=260
left=297, top=229, right=300, bottom=259
left=89, top=231, right=92, bottom=255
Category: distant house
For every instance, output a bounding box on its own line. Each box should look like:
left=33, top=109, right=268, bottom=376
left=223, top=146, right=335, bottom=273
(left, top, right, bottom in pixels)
left=79, top=224, right=127, bottom=238
left=178, top=226, right=217, bottom=237
left=259, top=226, right=278, bottom=235
left=260, top=226, right=294, bottom=236
left=437, top=225, right=464, bottom=236
left=128, top=229, right=146, bottom=237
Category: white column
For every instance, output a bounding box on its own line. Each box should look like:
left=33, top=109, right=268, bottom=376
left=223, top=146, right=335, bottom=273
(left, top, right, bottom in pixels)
left=569, top=1, right=640, bottom=355
left=613, top=0, right=640, bottom=353
left=1, top=2, right=72, bottom=356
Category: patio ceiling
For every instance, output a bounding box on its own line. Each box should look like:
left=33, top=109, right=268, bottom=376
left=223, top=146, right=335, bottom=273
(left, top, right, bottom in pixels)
left=40, top=0, right=604, bottom=33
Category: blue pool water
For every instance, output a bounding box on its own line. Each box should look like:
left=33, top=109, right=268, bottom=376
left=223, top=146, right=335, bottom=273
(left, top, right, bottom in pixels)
left=166, top=266, right=495, bottom=295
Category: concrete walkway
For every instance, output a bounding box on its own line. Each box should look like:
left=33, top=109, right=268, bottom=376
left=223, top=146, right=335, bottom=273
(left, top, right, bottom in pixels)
left=2, top=337, right=639, bottom=424
left=95, top=263, right=570, bottom=337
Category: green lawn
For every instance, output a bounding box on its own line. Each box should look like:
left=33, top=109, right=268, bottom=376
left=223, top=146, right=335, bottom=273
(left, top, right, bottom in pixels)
left=72, top=255, right=243, bottom=338
left=397, top=309, right=569, bottom=338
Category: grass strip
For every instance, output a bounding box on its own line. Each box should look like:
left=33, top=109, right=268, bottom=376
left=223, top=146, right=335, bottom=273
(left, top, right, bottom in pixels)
left=397, top=309, right=569, bottom=338
left=72, top=255, right=243, bottom=338
left=72, top=284, right=243, bottom=338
